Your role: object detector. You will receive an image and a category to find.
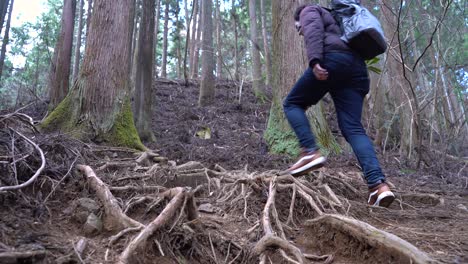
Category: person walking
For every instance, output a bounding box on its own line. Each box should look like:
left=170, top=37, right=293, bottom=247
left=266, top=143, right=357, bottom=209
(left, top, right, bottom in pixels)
left=283, top=3, right=395, bottom=207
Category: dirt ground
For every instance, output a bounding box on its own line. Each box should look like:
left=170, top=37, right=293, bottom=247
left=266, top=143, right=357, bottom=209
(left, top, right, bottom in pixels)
left=0, top=80, right=467, bottom=264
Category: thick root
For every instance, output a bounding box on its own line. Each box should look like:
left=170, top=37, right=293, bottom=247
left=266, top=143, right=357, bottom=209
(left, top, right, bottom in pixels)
left=305, top=214, right=435, bottom=264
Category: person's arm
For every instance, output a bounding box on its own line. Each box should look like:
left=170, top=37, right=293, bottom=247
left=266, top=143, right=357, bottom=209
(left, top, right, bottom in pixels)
left=300, top=5, right=324, bottom=68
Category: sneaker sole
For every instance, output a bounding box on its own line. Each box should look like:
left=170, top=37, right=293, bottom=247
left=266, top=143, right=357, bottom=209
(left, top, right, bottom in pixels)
left=290, top=157, right=326, bottom=177
left=374, top=191, right=395, bottom=208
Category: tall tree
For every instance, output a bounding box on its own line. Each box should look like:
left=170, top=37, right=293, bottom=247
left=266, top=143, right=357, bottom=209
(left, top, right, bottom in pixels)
left=248, top=0, right=263, bottom=96
left=73, top=0, right=84, bottom=81
left=189, top=0, right=199, bottom=75
left=260, top=0, right=272, bottom=86
left=48, top=0, right=76, bottom=108
left=161, top=0, right=169, bottom=78
left=85, top=0, right=92, bottom=36
left=230, top=0, right=239, bottom=81
left=191, top=0, right=203, bottom=79
left=134, top=0, right=156, bottom=142
left=42, top=0, right=144, bottom=150
left=0, top=0, right=14, bottom=81
left=199, top=0, right=214, bottom=106
left=0, top=0, right=9, bottom=36
left=153, top=0, right=161, bottom=77
left=215, top=0, right=222, bottom=78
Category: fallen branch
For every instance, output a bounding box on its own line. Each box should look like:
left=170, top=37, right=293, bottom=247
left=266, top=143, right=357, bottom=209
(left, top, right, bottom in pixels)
left=76, top=165, right=143, bottom=231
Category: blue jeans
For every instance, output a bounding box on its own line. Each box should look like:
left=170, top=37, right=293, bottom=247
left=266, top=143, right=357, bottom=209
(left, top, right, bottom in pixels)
left=283, top=52, right=385, bottom=188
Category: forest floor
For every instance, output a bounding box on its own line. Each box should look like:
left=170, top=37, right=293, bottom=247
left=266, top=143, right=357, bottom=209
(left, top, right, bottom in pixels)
left=0, top=80, right=467, bottom=264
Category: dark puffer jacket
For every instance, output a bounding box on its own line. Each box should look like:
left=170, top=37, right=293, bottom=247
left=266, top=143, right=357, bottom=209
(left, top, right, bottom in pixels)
left=299, top=5, right=352, bottom=67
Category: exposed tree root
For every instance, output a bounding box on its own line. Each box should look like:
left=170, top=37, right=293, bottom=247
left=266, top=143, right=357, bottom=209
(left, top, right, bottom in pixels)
left=118, top=187, right=197, bottom=263
left=305, top=214, right=436, bottom=264
left=76, top=165, right=143, bottom=231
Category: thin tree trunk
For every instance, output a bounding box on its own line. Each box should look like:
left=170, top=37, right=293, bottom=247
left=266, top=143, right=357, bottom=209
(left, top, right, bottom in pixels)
left=85, top=0, right=92, bottom=37
left=231, top=0, right=239, bottom=81
left=161, top=0, right=169, bottom=78
left=175, top=1, right=182, bottom=79
left=191, top=0, right=203, bottom=79
left=215, top=0, right=222, bottom=79
left=183, top=0, right=193, bottom=84
left=73, top=0, right=85, bottom=81
left=48, top=0, right=76, bottom=108
left=260, top=0, right=272, bottom=86
left=189, top=0, right=199, bottom=74
left=134, top=0, right=156, bottom=142
left=153, top=0, right=161, bottom=78
left=199, top=0, right=214, bottom=106
left=248, top=0, right=263, bottom=96
left=0, top=0, right=9, bottom=37
left=0, top=0, right=14, bottom=81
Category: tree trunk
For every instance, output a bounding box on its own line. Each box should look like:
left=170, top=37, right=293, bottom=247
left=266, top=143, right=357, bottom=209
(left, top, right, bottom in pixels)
left=265, top=0, right=338, bottom=155
left=134, top=0, right=156, bottom=142
left=260, top=0, right=272, bottom=86
left=153, top=0, right=161, bottom=78
left=42, top=0, right=144, bottom=150
left=231, top=0, right=239, bottom=81
left=48, top=0, right=77, bottom=109
left=199, top=0, right=214, bottom=106
left=248, top=0, right=263, bottom=96
left=191, top=0, right=203, bottom=79
left=0, top=0, right=14, bottom=81
left=85, top=0, right=92, bottom=37
left=161, top=0, right=169, bottom=78
left=73, top=0, right=84, bottom=81
left=183, top=0, right=192, bottom=83
left=215, top=0, right=222, bottom=79
left=189, top=0, right=199, bottom=75
left=175, top=1, right=182, bottom=79
left=0, top=0, right=9, bottom=37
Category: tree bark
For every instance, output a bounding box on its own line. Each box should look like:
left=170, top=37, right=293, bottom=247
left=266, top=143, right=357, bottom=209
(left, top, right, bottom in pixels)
left=215, top=0, right=222, bottom=79
left=199, top=0, right=214, bottom=106
left=260, top=0, right=272, bottom=86
left=134, top=0, right=156, bottom=142
left=73, top=0, right=85, bottom=81
left=47, top=0, right=76, bottom=109
left=153, top=0, right=161, bottom=78
left=191, top=0, right=203, bottom=79
left=161, top=0, right=169, bottom=78
left=0, top=0, right=9, bottom=37
left=85, top=0, right=92, bottom=37
left=231, top=0, right=239, bottom=81
left=248, top=0, right=263, bottom=96
left=189, top=0, right=199, bottom=75
left=42, top=0, right=144, bottom=150
left=0, top=0, right=14, bottom=81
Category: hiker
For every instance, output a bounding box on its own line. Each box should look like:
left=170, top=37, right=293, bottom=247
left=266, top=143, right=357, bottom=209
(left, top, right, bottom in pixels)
left=283, top=3, right=395, bottom=207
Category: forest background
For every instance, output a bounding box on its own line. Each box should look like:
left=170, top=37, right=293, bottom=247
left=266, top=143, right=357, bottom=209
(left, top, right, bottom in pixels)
left=0, top=0, right=467, bottom=263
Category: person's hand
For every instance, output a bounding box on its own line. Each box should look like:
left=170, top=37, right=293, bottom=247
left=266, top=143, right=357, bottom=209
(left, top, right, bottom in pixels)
left=313, top=64, right=328, bottom=81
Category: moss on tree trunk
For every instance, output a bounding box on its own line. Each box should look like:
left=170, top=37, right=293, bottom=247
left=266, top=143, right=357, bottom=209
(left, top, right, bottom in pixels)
left=41, top=93, right=144, bottom=150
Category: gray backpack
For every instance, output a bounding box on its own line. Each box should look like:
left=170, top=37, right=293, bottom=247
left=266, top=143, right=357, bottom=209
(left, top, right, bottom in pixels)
left=331, top=0, right=387, bottom=59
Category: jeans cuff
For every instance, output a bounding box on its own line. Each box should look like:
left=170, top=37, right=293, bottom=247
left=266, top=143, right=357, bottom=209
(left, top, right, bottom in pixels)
left=368, top=180, right=384, bottom=189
